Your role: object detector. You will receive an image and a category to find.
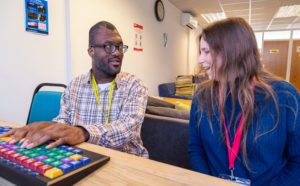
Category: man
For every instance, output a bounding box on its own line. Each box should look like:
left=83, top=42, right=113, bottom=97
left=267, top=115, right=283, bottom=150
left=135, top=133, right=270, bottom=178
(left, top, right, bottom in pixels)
left=1, top=21, right=149, bottom=157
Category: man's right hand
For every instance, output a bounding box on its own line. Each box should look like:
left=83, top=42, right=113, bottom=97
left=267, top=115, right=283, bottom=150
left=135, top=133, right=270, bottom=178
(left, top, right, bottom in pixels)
left=0, top=121, right=54, bottom=145
left=0, top=121, right=87, bottom=149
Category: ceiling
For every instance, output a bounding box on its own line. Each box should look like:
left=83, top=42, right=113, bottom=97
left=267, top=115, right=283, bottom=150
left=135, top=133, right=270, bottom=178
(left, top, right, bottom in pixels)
left=168, top=0, right=300, bottom=31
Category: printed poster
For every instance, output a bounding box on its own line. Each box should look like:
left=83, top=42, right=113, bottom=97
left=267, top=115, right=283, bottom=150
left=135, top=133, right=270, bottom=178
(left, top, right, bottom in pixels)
left=25, top=0, right=48, bottom=35
left=134, top=23, right=143, bottom=52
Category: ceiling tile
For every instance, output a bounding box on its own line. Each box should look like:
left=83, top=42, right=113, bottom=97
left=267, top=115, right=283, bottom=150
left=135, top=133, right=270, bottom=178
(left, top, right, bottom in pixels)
left=168, top=0, right=300, bottom=30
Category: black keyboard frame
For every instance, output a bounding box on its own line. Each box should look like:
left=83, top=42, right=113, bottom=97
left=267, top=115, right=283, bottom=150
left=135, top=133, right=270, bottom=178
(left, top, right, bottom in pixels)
left=0, top=146, right=110, bottom=186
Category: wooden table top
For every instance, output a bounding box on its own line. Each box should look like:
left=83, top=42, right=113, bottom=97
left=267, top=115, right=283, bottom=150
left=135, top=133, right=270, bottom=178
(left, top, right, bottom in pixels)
left=0, top=120, right=240, bottom=186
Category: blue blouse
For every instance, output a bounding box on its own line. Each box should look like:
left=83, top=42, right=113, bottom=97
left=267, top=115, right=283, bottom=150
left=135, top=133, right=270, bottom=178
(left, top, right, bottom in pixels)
left=188, top=80, right=300, bottom=185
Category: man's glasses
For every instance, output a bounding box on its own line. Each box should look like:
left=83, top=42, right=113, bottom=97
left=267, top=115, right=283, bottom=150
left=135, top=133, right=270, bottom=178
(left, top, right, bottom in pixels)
left=90, top=44, right=128, bottom=54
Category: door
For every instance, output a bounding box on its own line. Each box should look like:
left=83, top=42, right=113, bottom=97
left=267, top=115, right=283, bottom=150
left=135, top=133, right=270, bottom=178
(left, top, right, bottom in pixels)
left=262, top=41, right=289, bottom=79
left=290, top=40, right=300, bottom=92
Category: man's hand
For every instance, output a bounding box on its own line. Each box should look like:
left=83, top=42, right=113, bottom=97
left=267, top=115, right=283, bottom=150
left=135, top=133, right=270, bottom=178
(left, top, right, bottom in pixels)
left=0, top=122, right=86, bottom=149
left=0, top=121, right=53, bottom=144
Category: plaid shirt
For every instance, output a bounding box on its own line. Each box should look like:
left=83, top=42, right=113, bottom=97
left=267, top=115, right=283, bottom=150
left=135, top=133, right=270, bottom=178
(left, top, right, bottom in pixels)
left=53, top=70, right=149, bottom=157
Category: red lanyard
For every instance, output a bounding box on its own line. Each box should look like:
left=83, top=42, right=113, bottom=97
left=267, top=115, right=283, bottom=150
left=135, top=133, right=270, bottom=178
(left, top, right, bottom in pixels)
left=221, top=80, right=255, bottom=175
left=223, top=113, right=244, bottom=170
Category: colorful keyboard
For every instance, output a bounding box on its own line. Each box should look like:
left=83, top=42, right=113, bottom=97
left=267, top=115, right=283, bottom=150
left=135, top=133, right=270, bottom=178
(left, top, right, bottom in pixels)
left=0, top=126, right=110, bottom=186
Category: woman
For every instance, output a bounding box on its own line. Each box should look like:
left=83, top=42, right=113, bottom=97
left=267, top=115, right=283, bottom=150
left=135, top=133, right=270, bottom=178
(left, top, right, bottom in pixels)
left=189, top=17, right=300, bottom=185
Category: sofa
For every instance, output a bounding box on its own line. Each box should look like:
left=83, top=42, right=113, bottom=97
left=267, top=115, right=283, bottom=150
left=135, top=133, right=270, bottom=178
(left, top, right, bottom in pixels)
left=158, top=82, right=192, bottom=100
left=158, top=75, right=207, bottom=100
left=141, top=96, right=191, bottom=170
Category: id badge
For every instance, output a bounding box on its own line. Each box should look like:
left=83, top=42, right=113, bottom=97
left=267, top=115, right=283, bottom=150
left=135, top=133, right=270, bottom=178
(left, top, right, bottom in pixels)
left=219, top=174, right=251, bottom=186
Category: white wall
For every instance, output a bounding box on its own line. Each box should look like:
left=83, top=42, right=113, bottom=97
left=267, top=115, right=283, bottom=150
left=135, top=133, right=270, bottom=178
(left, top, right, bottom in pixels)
left=188, top=26, right=201, bottom=74
left=0, top=0, right=67, bottom=124
left=0, top=0, right=199, bottom=124
left=69, top=0, right=195, bottom=95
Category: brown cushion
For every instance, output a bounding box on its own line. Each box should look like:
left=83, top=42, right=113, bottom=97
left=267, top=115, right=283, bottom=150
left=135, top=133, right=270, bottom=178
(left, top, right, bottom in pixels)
left=147, top=96, right=175, bottom=108
left=146, top=106, right=190, bottom=120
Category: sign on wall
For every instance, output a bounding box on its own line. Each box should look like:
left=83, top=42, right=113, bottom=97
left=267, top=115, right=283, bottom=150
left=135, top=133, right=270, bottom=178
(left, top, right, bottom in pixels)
left=133, top=23, right=143, bottom=52
left=269, top=49, right=279, bottom=54
left=25, top=0, right=48, bottom=35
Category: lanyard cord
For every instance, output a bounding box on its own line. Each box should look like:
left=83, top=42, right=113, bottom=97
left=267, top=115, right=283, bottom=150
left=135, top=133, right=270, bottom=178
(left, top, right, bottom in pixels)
left=91, top=73, right=115, bottom=124
left=220, top=80, right=255, bottom=176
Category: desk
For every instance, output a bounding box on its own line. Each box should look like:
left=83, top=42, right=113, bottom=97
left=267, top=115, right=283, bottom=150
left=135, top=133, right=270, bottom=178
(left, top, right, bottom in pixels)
left=0, top=120, right=240, bottom=186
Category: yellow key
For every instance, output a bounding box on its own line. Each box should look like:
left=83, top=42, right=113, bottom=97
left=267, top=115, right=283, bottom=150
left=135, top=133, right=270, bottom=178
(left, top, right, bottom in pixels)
left=44, top=168, right=63, bottom=179
left=0, top=137, right=11, bottom=141
left=70, top=154, right=83, bottom=160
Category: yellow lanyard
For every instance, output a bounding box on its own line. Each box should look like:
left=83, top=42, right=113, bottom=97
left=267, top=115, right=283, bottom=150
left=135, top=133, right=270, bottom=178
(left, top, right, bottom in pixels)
left=91, top=73, right=115, bottom=124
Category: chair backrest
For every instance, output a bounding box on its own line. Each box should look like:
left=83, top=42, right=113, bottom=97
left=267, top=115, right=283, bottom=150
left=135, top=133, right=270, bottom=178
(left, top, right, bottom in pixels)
left=26, top=83, right=66, bottom=125
left=141, top=113, right=191, bottom=170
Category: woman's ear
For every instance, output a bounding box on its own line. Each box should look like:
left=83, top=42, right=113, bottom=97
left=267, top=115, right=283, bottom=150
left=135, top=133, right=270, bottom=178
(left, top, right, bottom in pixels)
left=88, top=47, right=94, bottom=57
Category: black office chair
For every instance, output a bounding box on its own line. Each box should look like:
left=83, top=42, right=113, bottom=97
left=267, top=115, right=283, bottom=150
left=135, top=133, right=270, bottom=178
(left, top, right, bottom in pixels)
left=26, top=83, right=67, bottom=125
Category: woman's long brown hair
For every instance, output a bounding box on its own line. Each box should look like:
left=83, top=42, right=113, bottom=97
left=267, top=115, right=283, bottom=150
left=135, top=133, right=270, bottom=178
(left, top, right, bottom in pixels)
left=196, top=17, right=280, bottom=170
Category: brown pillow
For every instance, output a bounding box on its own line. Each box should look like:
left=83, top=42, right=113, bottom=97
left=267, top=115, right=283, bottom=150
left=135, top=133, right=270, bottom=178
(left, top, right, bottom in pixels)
left=147, top=96, right=175, bottom=108
left=146, top=106, right=190, bottom=120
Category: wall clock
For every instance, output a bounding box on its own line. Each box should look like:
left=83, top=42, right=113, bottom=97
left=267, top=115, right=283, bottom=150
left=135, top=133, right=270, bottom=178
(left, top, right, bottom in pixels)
left=155, top=0, right=165, bottom=22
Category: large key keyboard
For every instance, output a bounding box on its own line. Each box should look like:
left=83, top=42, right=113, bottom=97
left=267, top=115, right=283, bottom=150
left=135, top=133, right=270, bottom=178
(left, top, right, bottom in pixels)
left=0, top=126, right=110, bottom=186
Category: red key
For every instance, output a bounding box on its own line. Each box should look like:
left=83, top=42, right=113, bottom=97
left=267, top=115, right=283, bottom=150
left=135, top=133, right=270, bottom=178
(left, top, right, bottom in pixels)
left=30, top=161, right=45, bottom=172
left=10, top=153, right=22, bottom=161
left=23, top=158, right=37, bottom=168
left=3, top=150, right=16, bottom=159
left=16, top=155, right=29, bottom=165
left=37, top=164, right=53, bottom=174
left=0, top=148, right=9, bottom=156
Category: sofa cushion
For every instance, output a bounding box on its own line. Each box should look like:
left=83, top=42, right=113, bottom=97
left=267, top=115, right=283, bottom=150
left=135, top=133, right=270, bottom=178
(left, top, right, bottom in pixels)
left=147, top=96, right=175, bottom=108
left=158, top=82, right=176, bottom=97
left=175, top=101, right=191, bottom=111
left=146, top=106, right=190, bottom=120
left=175, top=75, right=194, bottom=97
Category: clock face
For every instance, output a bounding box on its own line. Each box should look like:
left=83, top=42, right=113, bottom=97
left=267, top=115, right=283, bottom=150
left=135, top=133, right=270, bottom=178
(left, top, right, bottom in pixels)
left=155, top=0, right=165, bottom=22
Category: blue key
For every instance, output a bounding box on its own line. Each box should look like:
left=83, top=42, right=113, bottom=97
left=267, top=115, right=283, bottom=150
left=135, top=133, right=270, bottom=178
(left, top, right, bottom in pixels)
left=71, top=149, right=83, bottom=155
left=66, top=147, right=75, bottom=152
left=68, top=160, right=82, bottom=169
left=58, top=145, right=69, bottom=150
left=58, top=164, right=73, bottom=173
left=23, top=169, right=29, bottom=173
left=16, top=165, right=21, bottom=169
left=78, top=157, right=91, bottom=165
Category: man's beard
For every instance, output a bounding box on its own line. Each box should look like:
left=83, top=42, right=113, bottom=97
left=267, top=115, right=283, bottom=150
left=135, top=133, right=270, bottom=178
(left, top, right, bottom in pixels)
left=94, top=56, right=121, bottom=77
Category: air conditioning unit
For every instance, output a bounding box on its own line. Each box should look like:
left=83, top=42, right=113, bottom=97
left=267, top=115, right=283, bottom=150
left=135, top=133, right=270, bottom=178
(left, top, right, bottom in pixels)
left=181, top=13, right=198, bottom=29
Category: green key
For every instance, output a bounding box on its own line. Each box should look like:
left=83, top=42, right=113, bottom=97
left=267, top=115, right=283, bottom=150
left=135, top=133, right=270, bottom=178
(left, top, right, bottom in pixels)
left=64, top=152, right=74, bottom=157
left=48, top=148, right=59, bottom=153
left=47, top=152, right=58, bottom=158
left=32, top=147, right=44, bottom=152
left=22, top=150, right=32, bottom=156
left=15, top=142, right=22, bottom=146
left=28, top=152, right=40, bottom=158
left=57, top=149, right=67, bottom=154
left=50, top=161, right=63, bottom=167
left=0, top=140, right=5, bottom=143
left=15, top=148, right=26, bottom=153
left=39, top=144, right=47, bottom=148
left=53, top=155, right=65, bottom=161
left=42, top=158, right=55, bottom=165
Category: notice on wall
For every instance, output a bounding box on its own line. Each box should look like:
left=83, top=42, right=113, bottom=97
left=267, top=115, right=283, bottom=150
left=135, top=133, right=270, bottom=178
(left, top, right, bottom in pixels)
left=133, top=23, right=143, bottom=52
left=296, top=46, right=300, bottom=53
left=25, top=0, right=48, bottom=35
left=269, top=49, right=279, bottom=54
